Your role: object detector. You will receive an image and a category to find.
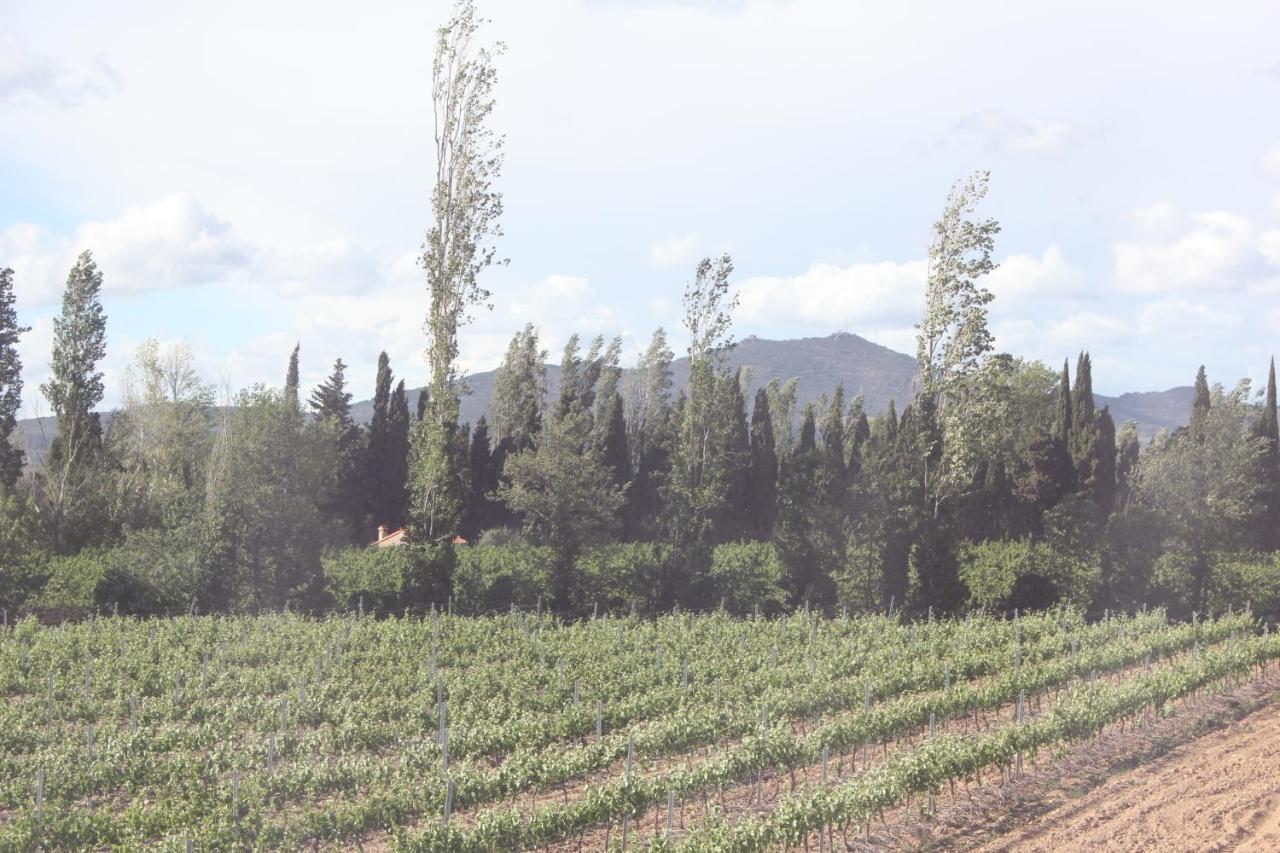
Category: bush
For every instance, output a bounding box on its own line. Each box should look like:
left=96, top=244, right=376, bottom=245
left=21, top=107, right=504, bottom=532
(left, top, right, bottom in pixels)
left=574, top=543, right=670, bottom=614
left=0, top=489, right=47, bottom=611
left=707, top=541, right=787, bottom=616
left=958, top=538, right=1099, bottom=612
left=453, top=543, right=554, bottom=613
left=322, top=543, right=453, bottom=614
left=1207, top=552, right=1280, bottom=622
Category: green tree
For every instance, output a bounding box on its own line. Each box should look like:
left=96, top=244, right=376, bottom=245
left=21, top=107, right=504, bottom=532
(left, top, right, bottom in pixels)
left=413, top=0, right=506, bottom=539
left=1253, top=358, right=1279, bottom=550
left=309, top=358, right=366, bottom=543
left=1136, top=377, right=1267, bottom=614
left=498, top=409, right=625, bottom=612
left=111, top=339, right=214, bottom=531
left=0, top=268, right=28, bottom=489
left=914, top=171, right=1000, bottom=513
left=202, top=385, right=334, bottom=611
left=39, top=250, right=109, bottom=553
left=746, top=386, right=778, bottom=540
left=490, top=324, right=546, bottom=450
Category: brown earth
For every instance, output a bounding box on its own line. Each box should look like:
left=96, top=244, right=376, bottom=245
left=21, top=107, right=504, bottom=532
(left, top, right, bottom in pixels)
left=875, top=668, right=1280, bottom=853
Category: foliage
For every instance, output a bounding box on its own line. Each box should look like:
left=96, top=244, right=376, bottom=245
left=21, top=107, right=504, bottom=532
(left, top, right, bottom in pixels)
left=707, top=540, right=786, bottom=615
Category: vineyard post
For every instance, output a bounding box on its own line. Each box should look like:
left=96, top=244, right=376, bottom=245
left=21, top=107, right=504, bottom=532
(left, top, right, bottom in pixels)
left=443, top=779, right=454, bottom=827
left=666, top=790, right=674, bottom=838
left=87, top=722, right=94, bottom=763
left=1015, top=692, right=1024, bottom=777
left=130, top=694, right=138, bottom=733
left=232, top=769, right=240, bottom=824
left=439, top=699, right=449, bottom=771
left=887, top=595, right=894, bottom=619
left=596, top=701, right=603, bottom=741
left=35, top=767, right=44, bottom=827
left=268, top=733, right=276, bottom=775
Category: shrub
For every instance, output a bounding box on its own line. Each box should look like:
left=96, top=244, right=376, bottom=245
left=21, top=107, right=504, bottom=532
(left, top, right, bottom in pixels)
left=453, top=543, right=554, bottom=613
left=574, top=543, right=670, bottom=615
left=322, top=543, right=453, bottom=614
left=707, top=541, right=787, bottom=616
left=958, top=538, right=1099, bottom=612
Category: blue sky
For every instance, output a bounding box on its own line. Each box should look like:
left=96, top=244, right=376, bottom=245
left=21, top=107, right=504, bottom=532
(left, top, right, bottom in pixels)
left=2, top=0, right=1280, bottom=416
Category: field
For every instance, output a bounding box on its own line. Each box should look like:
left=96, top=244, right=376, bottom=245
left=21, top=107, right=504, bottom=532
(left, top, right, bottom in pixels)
left=0, top=607, right=1276, bottom=850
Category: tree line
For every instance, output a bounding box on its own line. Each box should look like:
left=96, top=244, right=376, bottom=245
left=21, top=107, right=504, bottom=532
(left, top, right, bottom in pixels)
left=1, top=1, right=1276, bottom=621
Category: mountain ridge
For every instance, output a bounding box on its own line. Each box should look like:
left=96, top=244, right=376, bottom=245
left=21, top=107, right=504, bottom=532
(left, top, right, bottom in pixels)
left=16, top=332, right=1200, bottom=462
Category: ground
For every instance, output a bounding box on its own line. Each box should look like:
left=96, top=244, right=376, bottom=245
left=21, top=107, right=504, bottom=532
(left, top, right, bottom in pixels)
left=882, top=674, right=1280, bottom=852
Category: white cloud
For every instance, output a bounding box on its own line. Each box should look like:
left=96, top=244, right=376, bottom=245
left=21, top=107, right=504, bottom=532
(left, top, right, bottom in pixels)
left=986, top=245, right=1081, bottom=302
left=0, top=29, right=120, bottom=107
left=1048, top=312, right=1131, bottom=348
left=1127, top=202, right=1180, bottom=237
left=1136, top=298, right=1238, bottom=336
left=953, top=110, right=1072, bottom=155
left=737, top=259, right=926, bottom=329
left=649, top=233, right=700, bottom=268
left=1260, top=229, right=1280, bottom=267
left=1114, top=210, right=1253, bottom=293
left=1264, top=143, right=1280, bottom=179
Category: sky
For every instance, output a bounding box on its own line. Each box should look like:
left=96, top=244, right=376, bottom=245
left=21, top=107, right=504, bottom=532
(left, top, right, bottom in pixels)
left=2, top=0, right=1280, bottom=417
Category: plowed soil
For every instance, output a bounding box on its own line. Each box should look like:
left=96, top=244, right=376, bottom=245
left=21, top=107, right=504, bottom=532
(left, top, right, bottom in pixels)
left=887, top=671, right=1280, bottom=852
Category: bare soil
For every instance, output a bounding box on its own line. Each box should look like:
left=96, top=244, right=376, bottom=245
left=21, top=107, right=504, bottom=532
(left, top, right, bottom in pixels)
left=872, top=668, right=1280, bottom=852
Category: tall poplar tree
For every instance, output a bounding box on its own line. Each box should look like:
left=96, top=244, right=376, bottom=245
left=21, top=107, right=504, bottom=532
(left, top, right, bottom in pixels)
left=412, top=0, right=506, bottom=539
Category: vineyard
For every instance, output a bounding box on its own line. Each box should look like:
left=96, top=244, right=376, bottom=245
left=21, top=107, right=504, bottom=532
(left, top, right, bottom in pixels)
left=1, top=606, right=1275, bottom=851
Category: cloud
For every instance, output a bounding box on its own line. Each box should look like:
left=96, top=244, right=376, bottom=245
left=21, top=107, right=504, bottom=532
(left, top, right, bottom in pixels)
left=649, top=233, right=700, bottom=268
left=986, top=245, right=1082, bottom=302
left=736, top=259, right=927, bottom=329
left=1114, top=210, right=1253, bottom=293
left=1264, top=144, right=1280, bottom=179
left=1136, top=298, right=1238, bottom=336
left=1127, top=202, right=1180, bottom=237
left=1261, top=230, right=1280, bottom=267
left=953, top=110, right=1072, bottom=155
left=0, top=30, right=120, bottom=107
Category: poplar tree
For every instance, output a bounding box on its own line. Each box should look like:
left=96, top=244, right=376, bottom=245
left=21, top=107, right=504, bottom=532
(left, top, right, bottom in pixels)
left=412, top=0, right=506, bottom=539
left=0, top=268, right=29, bottom=489
left=40, top=250, right=109, bottom=552
left=490, top=323, right=546, bottom=449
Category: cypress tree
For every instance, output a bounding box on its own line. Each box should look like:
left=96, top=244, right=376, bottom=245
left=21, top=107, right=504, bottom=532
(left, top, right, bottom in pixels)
left=366, top=352, right=394, bottom=527
left=462, top=415, right=496, bottom=540
left=599, top=391, right=630, bottom=492
left=309, top=358, right=364, bottom=542
left=1094, top=406, right=1117, bottom=518
left=0, top=268, right=29, bottom=489
left=1190, top=365, right=1211, bottom=441
left=416, top=388, right=429, bottom=421
left=719, top=370, right=752, bottom=541
left=387, top=380, right=411, bottom=525
left=747, top=386, right=778, bottom=540
left=1053, top=359, right=1072, bottom=443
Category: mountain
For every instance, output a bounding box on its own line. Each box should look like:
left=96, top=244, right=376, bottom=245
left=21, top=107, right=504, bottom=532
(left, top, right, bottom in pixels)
left=15, top=333, right=1208, bottom=463
left=351, top=332, right=920, bottom=430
